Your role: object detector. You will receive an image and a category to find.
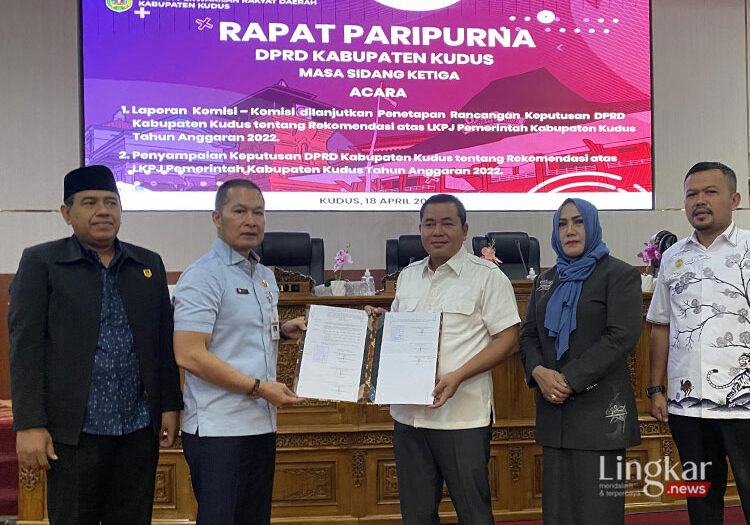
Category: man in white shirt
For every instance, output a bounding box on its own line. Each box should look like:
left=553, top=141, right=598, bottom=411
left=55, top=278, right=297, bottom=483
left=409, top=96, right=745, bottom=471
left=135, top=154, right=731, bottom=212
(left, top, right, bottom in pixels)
left=647, top=162, right=750, bottom=524
left=375, top=194, right=520, bottom=524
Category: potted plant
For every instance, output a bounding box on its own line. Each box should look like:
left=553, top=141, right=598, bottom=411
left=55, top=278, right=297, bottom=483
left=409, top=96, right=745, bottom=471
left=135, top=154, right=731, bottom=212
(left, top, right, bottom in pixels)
left=329, top=244, right=352, bottom=296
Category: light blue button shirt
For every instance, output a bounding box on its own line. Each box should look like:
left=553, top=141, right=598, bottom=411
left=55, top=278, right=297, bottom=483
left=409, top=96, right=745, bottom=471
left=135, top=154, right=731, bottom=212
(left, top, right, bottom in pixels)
left=174, top=237, right=279, bottom=436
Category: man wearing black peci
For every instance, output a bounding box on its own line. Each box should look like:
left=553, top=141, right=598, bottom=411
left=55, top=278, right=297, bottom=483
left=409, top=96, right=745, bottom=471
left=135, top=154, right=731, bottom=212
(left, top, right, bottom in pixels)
left=9, top=165, right=182, bottom=524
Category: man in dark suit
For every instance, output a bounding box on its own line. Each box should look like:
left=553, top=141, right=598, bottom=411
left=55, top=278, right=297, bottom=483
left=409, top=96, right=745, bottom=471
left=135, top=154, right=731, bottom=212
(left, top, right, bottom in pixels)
left=8, top=165, right=183, bottom=524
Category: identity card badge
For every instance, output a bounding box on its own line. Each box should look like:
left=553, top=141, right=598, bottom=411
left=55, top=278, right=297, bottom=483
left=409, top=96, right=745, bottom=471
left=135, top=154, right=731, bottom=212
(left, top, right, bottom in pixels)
left=267, top=287, right=281, bottom=340
left=271, top=309, right=281, bottom=341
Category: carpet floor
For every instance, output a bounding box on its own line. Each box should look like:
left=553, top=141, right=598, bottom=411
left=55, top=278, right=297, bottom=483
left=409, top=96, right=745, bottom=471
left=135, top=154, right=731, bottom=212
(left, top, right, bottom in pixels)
left=498, top=505, right=746, bottom=524
left=0, top=402, right=16, bottom=516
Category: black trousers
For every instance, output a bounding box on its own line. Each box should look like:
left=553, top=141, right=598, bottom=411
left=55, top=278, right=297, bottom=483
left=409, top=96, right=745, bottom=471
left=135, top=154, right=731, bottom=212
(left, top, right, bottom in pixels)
left=669, top=415, right=750, bottom=525
left=542, top=447, right=625, bottom=525
left=46, top=426, right=158, bottom=525
left=182, top=431, right=277, bottom=525
left=392, top=420, right=494, bottom=525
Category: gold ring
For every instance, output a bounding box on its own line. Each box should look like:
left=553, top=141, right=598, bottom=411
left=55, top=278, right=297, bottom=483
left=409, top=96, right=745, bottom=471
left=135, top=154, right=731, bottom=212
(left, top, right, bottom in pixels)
left=551, top=394, right=556, bottom=399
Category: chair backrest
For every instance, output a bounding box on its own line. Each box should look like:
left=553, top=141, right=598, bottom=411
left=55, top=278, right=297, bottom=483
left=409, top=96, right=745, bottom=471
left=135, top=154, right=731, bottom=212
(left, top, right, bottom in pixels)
left=650, top=230, right=678, bottom=273
left=385, top=234, right=428, bottom=275
left=254, top=232, right=324, bottom=285
left=472, top=231, right=541, bottom=280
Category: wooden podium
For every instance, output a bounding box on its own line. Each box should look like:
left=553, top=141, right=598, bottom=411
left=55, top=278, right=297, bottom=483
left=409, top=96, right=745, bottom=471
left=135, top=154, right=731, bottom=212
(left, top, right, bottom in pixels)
left=17, top=283, right=740, bottom=524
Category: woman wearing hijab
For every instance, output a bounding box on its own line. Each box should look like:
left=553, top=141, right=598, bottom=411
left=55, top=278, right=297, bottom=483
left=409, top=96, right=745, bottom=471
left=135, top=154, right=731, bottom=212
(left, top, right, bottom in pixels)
left=519, top=198, right=642, bottom=524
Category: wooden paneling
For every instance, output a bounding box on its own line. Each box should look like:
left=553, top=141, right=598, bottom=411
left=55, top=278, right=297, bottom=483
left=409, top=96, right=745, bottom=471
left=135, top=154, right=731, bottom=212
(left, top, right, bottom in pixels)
left=0, top=274, right=12, bottom=399
left=16, top=285, right=741, bottom=524
left=153, top=463, right=176, bottom=509
left=273, top=462, right=337, bottom=506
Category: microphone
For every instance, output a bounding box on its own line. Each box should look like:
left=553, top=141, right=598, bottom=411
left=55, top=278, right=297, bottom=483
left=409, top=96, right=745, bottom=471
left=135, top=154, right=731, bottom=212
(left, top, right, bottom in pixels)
left=515, top=239, right=530, bottom=276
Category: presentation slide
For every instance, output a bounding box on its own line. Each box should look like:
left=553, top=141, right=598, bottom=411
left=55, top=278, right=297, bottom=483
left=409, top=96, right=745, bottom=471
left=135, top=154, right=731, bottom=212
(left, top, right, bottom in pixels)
left=81, top=0, right=652, bottom=211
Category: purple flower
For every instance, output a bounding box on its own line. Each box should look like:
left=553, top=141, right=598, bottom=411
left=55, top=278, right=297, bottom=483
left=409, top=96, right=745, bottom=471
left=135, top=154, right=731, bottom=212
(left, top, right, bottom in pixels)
left=637, top=242, right=661, bottom=264
left=333, top=249, right=353, bottom=272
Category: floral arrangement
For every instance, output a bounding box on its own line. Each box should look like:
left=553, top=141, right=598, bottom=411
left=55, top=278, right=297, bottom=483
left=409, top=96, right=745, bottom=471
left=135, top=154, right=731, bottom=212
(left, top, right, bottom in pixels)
left=333, top=243, right=353, bottom=281
left=637, top=241, right=661, bottom=264
left=480, top=239, right=502, bottom=266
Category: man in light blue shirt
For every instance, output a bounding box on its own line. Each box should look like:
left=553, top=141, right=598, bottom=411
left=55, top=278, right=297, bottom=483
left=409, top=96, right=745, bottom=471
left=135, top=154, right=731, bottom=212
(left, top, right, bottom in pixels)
left=173, top=179, right=305, bottom=525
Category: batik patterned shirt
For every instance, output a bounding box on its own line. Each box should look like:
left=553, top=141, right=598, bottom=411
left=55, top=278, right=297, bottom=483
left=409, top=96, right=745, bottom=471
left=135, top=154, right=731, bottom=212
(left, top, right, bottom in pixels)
left=648, top=223, right=750, bottom=418
left=79, top=238, right=151, bottom=435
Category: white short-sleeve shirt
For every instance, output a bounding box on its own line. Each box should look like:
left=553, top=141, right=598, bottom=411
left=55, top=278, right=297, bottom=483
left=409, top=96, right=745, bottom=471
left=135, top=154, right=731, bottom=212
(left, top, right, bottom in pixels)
left=390, top=248, right=521, bottom=430
left=647, top=223, right=750, bottom=418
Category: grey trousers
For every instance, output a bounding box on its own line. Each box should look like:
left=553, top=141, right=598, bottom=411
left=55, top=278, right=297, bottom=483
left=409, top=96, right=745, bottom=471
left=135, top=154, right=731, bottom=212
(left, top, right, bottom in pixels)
left=393, top=420, right=494, bottom=525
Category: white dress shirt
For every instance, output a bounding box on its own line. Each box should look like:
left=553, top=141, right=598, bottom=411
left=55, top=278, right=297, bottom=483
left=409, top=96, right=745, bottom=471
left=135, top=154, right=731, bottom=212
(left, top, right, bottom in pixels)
left=648, top=222, right=750, bottom=419
left=390, top=248, right=521, bottom=430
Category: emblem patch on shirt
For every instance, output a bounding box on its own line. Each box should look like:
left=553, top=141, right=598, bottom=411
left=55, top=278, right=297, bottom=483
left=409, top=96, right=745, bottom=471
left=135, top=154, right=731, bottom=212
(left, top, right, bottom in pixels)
left=142, top=269, right=152, bottom=278
left=236, top=288, right=250, bottom=294
left=537, top=279, right=553, bottom=292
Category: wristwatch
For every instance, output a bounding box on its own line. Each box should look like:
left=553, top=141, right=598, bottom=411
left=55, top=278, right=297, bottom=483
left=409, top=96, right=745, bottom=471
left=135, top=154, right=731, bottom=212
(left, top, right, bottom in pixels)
left=645, top=385, right=665, bottom=398
left=249, top=378, right=262, bottom=397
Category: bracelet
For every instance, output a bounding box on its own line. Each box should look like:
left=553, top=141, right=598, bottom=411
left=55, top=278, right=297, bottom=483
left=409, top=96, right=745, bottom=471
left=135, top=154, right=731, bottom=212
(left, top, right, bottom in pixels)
left=249, top=378, right=262, bottom=397
left=279, top=325, right=291, bottom=340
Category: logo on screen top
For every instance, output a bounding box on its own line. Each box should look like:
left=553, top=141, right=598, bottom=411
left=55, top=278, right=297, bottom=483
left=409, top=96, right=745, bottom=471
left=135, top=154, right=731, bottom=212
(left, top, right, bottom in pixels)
left=106, top=0, right=133, bottom=13
left=373, top=0, right=461, bottom=11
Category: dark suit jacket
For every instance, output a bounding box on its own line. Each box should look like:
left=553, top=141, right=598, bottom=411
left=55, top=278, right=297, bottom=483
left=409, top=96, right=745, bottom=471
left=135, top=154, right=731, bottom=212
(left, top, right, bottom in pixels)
left=8, top=236, right=183, bottom=445
left=519, top=255, right=642, bottom=450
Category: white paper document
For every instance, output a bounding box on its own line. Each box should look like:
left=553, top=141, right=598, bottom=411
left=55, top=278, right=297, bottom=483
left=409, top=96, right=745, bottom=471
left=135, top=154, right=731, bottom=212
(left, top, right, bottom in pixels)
left=372, top=312, right=441, bottom=405
left=295, top=305, right=441, bottom=404
left=295, top=305, right=369, bottom=402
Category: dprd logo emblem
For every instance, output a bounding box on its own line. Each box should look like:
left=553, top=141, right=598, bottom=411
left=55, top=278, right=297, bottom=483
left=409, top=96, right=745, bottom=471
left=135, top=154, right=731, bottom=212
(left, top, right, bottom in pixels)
left=106, top=0, right=133, bottom=13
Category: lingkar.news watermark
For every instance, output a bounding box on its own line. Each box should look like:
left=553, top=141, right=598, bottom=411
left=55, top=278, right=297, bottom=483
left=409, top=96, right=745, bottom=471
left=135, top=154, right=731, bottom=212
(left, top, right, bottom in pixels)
left=599, top=455, right=711, bottom=498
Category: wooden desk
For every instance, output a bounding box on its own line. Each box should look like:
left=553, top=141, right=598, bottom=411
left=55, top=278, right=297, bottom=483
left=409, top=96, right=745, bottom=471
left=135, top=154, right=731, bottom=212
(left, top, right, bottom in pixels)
left=17, top=285, right=740, bottom=524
